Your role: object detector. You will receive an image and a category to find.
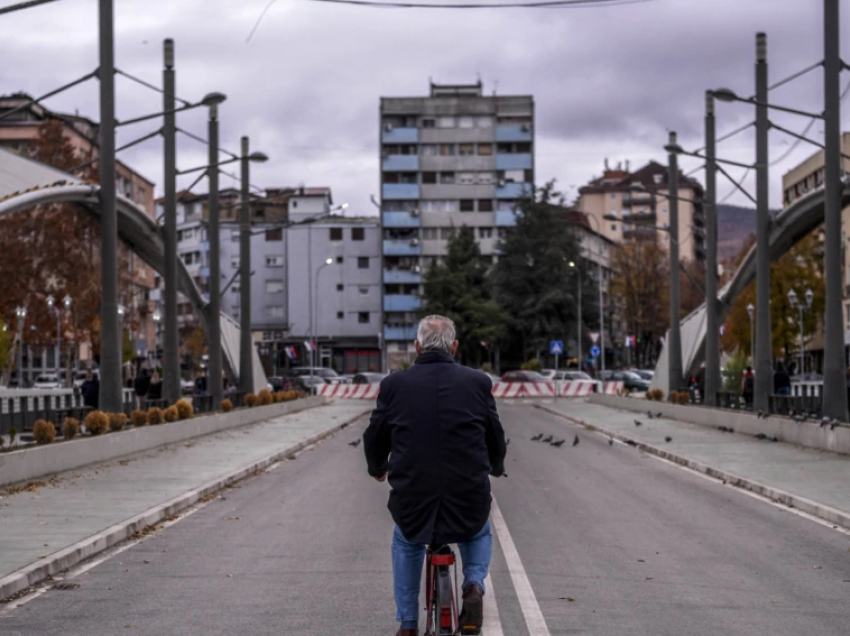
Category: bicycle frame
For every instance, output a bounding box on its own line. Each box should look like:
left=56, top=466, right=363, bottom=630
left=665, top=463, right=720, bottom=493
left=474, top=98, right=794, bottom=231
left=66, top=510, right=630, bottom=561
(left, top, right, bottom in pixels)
left=424, top=544, right=459, bottom=636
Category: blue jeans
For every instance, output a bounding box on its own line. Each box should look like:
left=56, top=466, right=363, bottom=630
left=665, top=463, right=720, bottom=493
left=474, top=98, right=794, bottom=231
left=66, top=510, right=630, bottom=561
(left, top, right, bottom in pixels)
left=392, top=520, right=492, bottom=629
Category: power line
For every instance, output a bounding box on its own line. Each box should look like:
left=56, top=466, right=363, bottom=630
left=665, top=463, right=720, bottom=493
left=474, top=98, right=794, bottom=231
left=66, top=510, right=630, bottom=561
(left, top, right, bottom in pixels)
left=115, top=68, right=192, bottom=107
left=0, top=0, right=60, bottom=15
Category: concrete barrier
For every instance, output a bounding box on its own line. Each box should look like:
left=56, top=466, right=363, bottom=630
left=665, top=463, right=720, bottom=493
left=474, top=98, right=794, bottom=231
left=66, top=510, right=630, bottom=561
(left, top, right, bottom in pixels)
left=0, top=396, right=328, bottom=488
left=590, top=393, right=850, bottom=456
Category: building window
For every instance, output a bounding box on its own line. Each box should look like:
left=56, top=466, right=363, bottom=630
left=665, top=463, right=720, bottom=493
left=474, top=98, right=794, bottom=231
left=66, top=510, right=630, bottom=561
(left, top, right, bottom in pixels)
left=359, top=286, right=369, bottom=296
left=421, top=118, right=435, bottom=128
left=611, top=224, right=617, bottom=231
left=265, top=228, right=282, bottom=241
left=439, top=144, right=456, bottom=156
left=437, top=117, right=455, bottom=128
left=440, top=172, right=455, bottom=185
left=232, top=285, right=240, bottom=294
left=266, top=279, right=284, bottom=293
left=358, top=312, right=370, bottom=324
left=337, top=283, right=344, bottom=291
left=231, top=258, right=240, bottom=269
left=336, top=256, right=344, bottom=264
left=358, top=256, right=370, bottom=269
left=266, top=255, right=284, bottom=267
left=460, top=200, right=475, bottom=212
left=477, top=117, right=494, bottom=128
left=266, top=305, right=284, bottom=319
left=337, top=311, right=344, bottom=319
left=422, top=228, right=438, bottom=240
left=479, top=227, right=493, bottom=239
left=230, top=230, right=240, bottom=242
left=420, top=144, right=437, bottom=156
left=458, top=143, right=474, bottom=156
left=457, top=172, right=476, bottom=185
left=422, top=172, right=437, bottom=184
left=330, top=227, right=343, bottom=241
left=441, top=228, right=457, bottom=240
left=352, top=227, right=365, bottom=241
left=458, top=116, right=474, bottom=129
left=478, top=199, right=494, bottom=212
left=478, top=143, right=493, bottom=155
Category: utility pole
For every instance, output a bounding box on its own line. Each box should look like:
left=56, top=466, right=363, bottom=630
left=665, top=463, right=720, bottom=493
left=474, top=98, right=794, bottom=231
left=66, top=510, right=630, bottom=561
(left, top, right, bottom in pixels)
left=239, top=136, right=254, bottom=393
left=754, top=32, right=772, bottom=413
left=207, top=103, right=223, bottom=406
left=162, top=39, right=180, bottom=404
left=98, top=0, right=121, bottom=412
left=704, top=91, right=720, bottom=407
left=666, top=131, right=683, bottom=394
left=822, top=0, right=848, bottom=421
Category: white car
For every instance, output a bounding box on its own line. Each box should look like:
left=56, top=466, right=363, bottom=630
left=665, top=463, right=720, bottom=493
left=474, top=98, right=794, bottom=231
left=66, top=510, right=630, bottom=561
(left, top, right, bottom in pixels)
left=73, top=370, right=99, bottom=388
left=33, top=374, right=63, bottom=389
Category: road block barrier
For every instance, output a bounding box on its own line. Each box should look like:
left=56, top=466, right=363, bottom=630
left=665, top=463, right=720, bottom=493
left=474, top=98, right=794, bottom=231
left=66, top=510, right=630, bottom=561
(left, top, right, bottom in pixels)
left=559, top=381, right=594, bottom=397
left=317, top=384, right=380, bottom=399
left=602, top=381, right=625, bottom=395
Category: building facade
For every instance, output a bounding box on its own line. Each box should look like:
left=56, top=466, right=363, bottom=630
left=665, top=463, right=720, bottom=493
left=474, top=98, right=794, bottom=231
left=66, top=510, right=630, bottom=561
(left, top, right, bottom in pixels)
left=379, top=81, right=535, bottom=369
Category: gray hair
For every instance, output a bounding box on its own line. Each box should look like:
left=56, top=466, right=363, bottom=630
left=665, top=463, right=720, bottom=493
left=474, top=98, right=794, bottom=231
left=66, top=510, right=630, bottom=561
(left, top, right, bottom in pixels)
left=416, top=315, right=456, bottom=353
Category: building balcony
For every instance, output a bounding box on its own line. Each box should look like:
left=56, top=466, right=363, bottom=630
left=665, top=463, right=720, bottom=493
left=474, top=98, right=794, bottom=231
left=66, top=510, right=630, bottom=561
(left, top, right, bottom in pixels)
left=384, top=295, right=422, bottom=313
left=495, top=125, right=533, bottom=143
left=495, top=209, right=519, bottom=227
left=384, top=325, right=418, bottom=341
left=495, top=153, right=533, bottom=171
left=383, top=268, right=422, bottom=284
left=383, top=239, right=422, bottom=256
left=382, top=211, right=421, bottom=228
left=621, top=211, right=657, bottom=224
left=496, top=182, right=532, bottom=199
left=622, top=193, right=656, bottom=207
left=382, top=127, right=419, bottom=144
left=382, top=183, right=420, bottom=200
left=382, top=154, right=419, bottom=172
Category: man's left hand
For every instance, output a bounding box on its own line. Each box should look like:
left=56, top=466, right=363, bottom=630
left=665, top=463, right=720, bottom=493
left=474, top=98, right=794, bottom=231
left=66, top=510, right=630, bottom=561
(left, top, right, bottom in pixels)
left=375, top=472, right=388, bottom=482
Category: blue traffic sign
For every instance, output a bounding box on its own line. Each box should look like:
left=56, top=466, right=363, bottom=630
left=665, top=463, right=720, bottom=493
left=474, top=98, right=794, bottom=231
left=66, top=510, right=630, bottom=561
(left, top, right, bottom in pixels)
left=550, top=341, right=564, bottom=355
left=590, top=345, right=601, bottom=358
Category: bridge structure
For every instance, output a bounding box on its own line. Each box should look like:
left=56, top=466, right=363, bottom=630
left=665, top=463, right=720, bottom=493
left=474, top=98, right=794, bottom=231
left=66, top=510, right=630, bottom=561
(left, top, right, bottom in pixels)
left=651, top=180, right=850, bottom=393
left=0, top=147, right=268, bottom=392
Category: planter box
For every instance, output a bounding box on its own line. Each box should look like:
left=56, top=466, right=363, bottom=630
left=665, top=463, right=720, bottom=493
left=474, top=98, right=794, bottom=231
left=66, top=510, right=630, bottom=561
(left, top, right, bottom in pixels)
left=0, top=396, right=327, bottom=488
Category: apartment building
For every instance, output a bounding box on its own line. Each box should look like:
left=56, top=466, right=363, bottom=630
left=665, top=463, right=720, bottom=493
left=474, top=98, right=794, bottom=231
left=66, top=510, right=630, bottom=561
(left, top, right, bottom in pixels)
left=0, top=92, right=157, bottom=373
left=379, top=81, right=535, bottom=369
left=577, top=160, right=706, bottom=263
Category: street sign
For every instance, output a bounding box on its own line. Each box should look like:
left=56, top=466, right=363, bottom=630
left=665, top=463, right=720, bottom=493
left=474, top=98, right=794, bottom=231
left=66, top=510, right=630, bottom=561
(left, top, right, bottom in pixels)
left=590, top=345, right=601, bottom=358
left=550, top=341, right=564, bottom=355
left=589, top=332, right=600, bottom=344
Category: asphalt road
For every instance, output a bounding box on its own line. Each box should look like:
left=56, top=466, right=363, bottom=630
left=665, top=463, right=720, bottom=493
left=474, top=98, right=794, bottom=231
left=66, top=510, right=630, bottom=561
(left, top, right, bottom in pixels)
left=3, top=402, right=850, bottom=635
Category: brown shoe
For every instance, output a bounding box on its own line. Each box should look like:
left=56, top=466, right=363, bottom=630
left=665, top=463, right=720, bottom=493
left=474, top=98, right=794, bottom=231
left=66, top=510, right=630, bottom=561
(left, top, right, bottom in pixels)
left=395, top=629, right=418, bottom=636
left=459, top=583, right=483, bottom=634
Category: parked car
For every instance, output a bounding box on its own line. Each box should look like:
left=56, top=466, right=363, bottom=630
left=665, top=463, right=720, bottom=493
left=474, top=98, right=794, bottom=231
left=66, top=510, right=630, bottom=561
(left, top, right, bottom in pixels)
left=484, top=373, right=502, bottom=385
left=540, top=369, right=557, bottom=380
left=289, top=366, right=344, bottom=384
left=33, top=374, right=63, bottom=389
left=298, top=375, right=328, bottom=393
left=73, top=370, right=99, bottom=388
left=501, top=370, right=549, bottom=383
left=554, top=370, right=603, bottom=392
left=351, top=372, right=388, bottom=384
left=599, top=370, right=650, bottom=392
left=630, top=369, right=655, bottom=381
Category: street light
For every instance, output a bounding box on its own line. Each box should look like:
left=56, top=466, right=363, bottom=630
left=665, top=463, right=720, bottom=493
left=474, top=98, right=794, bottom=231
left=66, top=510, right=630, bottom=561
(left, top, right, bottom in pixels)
left=46, top=294, right=64, bottom=379
left=567, top=260, right=582, bottom=367
left=15, top=306, right=26, bottom=389
left=747, top=303, right=755, bottom=364
left=787, top=288, right=814, bottom=375
left=312, top=257, right=335, bottom=373
left=577, top=212, right=607, bottom=373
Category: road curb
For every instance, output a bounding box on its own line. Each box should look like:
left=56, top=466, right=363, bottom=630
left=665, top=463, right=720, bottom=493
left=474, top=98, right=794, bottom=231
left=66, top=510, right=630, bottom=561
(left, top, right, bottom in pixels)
left=0, top=408, right=369, bottom=602
left=536, top=404, right=850, bottom=532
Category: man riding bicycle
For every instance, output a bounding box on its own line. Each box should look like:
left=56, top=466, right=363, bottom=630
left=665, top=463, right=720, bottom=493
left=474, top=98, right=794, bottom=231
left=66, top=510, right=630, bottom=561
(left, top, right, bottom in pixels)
left=364, top=315, right=508, bottom=636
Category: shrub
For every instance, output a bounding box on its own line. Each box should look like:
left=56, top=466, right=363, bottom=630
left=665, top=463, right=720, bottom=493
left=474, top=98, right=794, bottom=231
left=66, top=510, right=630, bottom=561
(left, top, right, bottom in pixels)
left=33, top=419, right=56, bottom=445
left=646, top=388, right=665, bottom=402
left=131, top=410, right=148, bottom=427
left=109, top=412, right=128, bottom=432
left=244, top=393, right=258, bottom=408
left=84, top=410, right=109, bottom=436
left=273, top=391, right=284, bottom=403
left=62, top=417, right=80, bottom=440
left=164, top=405, right=179, bottom=422
left=147, top=407, right=164, bottom=425
left=723, top=349, right=749, bottom=393
left=295, top=390, right=307, bottom=400
left=175, top=399, right=194, bottom=420
left=678, top=391, right=691, bottom=405
left=258, top=389, right=273, bottom=406
left=520, top=358, right=542, bottom=372
left=221, top=399, right=233, bottom=412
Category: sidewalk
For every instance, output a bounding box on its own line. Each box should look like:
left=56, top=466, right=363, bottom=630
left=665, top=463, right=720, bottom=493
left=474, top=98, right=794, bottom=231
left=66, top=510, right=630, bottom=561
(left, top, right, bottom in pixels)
left=0, top=401, right=370, bottom=600
left=539, top=399, right=850, bottom=529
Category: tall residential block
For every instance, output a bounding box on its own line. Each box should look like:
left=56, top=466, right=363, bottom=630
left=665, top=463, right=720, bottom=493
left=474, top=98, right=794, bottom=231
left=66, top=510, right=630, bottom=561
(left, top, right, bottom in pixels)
left=379, top=81, right=535, bottom=369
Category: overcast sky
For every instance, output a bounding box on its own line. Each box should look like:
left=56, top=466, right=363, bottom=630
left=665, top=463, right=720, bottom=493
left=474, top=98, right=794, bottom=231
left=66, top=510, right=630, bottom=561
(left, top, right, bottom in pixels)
left=0, top=0, right=844, bottom=213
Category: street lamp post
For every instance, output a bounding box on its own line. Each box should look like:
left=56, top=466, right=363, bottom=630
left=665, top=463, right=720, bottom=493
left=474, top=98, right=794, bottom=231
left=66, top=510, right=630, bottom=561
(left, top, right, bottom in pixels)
left=312, top=258, right=334, bottom=372
left=15, top=306, right=26, bottom=389
left=665, top=131, right=684, bottom=395
left=207, top=100, right=224, bottom=407
left=162, top=38, right=180, bottom=405
left=62, top=295, right=71, bottom=386
left=704, top=90, right=721, bottom=407
left=580, top=213, right=606, bottom=373
left=747, top=303, right=755, bottom=364
left=787, top=288, right=814, bottom=376
left=568, top=260, right=581, bottom=367
left=46, top=295, right=60, bottom=378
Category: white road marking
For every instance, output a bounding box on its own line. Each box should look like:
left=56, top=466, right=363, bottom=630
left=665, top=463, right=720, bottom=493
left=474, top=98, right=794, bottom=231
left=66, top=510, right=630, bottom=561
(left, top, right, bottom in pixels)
left=482, top=573, right=504, bottom=636
left=490, top=495, right=550, bottom=636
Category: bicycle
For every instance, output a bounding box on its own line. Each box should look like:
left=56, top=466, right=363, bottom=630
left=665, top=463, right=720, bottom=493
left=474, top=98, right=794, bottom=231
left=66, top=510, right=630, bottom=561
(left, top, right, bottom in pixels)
left=424, top=543, right=465, bottom=635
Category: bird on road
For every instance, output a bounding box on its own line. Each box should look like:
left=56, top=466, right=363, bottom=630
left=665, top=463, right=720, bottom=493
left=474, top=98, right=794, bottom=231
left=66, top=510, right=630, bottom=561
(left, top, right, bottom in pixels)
left=634, top=420, right=643, bottom=427
left=821, top=416, right=831, bottom=428
left=542, top=435, right=554, bottom=443
left=506, top=438, right=511, bottom=445
left=757, top=410, right=767, bottom=419
left=793, top=414, right=806, bottom=423
left=665, top=436, right=672, bottom=443
left=647, top=412, right=655, bottom=420
left=608, top=438, right=614, bottom=446
left=831, top=419, right=840, bottom=431
left=550, top=439, right=565, bottom=448
left=755, top=433, right=767, bottom=440
left=655, top=412, right=663, bottom=418
left=348, top=439, right=361, bottom=447
left=572, top=435, right=580, bottom=447
left=531, top=433, right=543, bottom=441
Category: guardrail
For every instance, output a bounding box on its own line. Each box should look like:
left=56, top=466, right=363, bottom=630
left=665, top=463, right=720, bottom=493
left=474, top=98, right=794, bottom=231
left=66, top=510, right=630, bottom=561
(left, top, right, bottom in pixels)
left=317, top=381, right=624, bottom=399
left=0, top=389, right=136, bottom=436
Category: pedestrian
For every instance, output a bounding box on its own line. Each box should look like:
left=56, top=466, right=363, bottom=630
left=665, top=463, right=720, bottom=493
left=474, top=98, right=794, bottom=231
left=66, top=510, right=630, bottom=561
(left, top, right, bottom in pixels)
left=363, top=315, right=507, bottom=636
left=741, top=366, right=755, bottom=409
left=133, top=368, right=151, bottom=409
left=194, top=370, right=207, bottom=396
left=80, top=371, right=99, bottom=411
left=773, top=362, right=791, bottom=396
left=147, top=371, right=163, bottom=402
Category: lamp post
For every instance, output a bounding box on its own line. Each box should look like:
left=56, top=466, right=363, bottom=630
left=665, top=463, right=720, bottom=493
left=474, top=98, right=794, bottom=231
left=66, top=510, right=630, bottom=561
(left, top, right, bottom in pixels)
left=747, top=303, right=755, bottom=364
left=312, top=258, right=334, bottom=372
left=206, top=96, right=226, bottom=407
left=15, top=306, right=26, bottom=389
left=567, top=260, right=581, bottom=367
left=664, top=131, right=684, bottom=395
left=787, top=288, right=814, bottom=376
left=62, top=295, right=71, bottom=386
left=704, top=90, right=721, bottom=407
left=46, top=295, right=61, bottom=378
left=580, top=213, right=606, bottom=373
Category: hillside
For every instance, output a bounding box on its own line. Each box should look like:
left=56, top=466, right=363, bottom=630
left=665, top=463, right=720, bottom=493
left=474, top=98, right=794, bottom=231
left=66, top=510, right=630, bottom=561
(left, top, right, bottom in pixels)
left=716, top=204, right=756, bottom=262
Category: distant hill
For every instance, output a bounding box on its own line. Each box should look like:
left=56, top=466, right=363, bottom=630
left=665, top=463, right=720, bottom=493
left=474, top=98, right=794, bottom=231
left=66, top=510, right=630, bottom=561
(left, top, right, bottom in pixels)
left=717, top=204, right=756, bottom=262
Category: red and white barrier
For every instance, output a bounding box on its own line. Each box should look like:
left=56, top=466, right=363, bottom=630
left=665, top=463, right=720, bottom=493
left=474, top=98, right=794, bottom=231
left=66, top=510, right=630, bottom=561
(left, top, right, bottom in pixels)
left=602, top=381, right=625, bottom=395
left=317, top=384, right=380, bottom=399
left=559, top=381, right=594, bottom=397
left=491, top=381, right=594, bottom=399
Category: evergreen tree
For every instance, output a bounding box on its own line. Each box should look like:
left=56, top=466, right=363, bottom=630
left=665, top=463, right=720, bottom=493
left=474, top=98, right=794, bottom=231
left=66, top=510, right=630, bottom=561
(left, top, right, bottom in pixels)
left=421, top=225, right=505, bottom=366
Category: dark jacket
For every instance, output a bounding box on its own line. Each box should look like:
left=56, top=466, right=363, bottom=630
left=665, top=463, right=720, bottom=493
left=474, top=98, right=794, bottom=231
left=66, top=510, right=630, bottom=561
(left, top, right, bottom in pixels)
left=133, top=374, right=150, bottom=397
left=773, top=368, right=791, bottom=392
left=147, top=380, right=163, bottom=401
left=363, top=351, right=507, bottom=545
left=81, top=377, right=99, bottom=410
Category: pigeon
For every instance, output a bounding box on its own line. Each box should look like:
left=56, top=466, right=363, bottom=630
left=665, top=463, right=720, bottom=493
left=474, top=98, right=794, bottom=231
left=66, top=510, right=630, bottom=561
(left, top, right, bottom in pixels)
left=665, top=436, right=673, bottom=443
left=348, top=439, right=361, bottom=447
left=550, top=439, right=565, bottom=448
left=647, top=412, right=655, bottom=420
left=506, top=438, right=511, bottom=446
left=755, top=433, right=768, bottom=440
left=656, top=412, right=663, bottom=419
left=634, top=420, right=643, bottom=427
left=608, top=438, right=614, bottom=446
left=572, top=435, right=580, bottom=447
left=531, top=433, right=543, bottom=441
left=831, top=420, right=840, bottom=431
left=542, top=435, right=554, bottom=443
left=757, top=410, right=770, bottom=419
left=793, top=414, right=806, bottom=423
left=626, top=440, right=637, bottom=447
left=768, top=435, right=779, bottom=442
left=821, top=416, right=831, bottom=428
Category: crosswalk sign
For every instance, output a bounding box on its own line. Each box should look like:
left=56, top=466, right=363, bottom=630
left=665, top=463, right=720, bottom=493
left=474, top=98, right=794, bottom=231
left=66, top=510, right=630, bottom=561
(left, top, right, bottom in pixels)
left=550, top=341, right=564, bottom=355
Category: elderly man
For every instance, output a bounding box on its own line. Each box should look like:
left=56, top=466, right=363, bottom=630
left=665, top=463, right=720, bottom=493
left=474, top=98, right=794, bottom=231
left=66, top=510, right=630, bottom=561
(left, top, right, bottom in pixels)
left=364, top=315, right=507, bottom=636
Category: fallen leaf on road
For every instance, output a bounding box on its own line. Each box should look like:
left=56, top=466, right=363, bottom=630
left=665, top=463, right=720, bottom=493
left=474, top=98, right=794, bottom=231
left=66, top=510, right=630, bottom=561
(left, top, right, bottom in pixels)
left=226, top=516, right=240, bottom=520
left=143, top=560, right=150, bottom=564
left=637, top=559, right=645, bottom=563
left=558, top=597, right=575, bottom=602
